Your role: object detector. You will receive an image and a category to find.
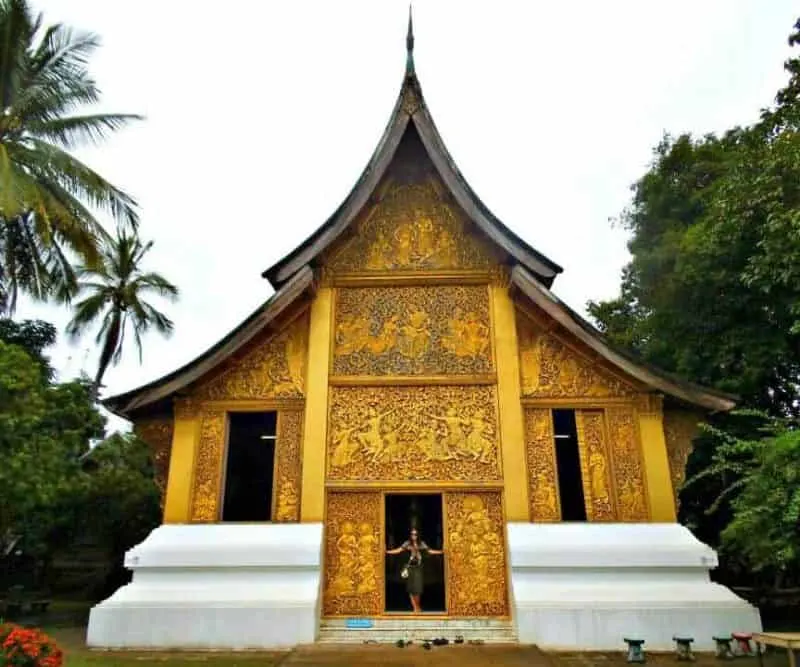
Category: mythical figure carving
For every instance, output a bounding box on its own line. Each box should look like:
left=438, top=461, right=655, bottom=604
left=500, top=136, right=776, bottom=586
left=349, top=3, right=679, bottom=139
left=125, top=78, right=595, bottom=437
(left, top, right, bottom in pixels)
left=327, top=386, right=500, bottom=482
left=664, top=410, right=701, bottom=511
left=190, top=409, right=226, bottom=522
left=518, top=317, right=634, bottom=398
left=524, top=409, right=561, bottom=521
left=324, top=180, right=499, bottom=274
left=133, top=417, right=173, bottom=509
left=576, top=410, right=616, bottom=521
left=273, top=409, right=303, bottom=522
left=333, top=286, right=493, bottom=377
left=323, top=492, right=382, bottom=616
left=445, top=493, right=508, bottom=616
left=607, top=407, right=649, bottom=521
left=194, top=313, right=308, bottom=400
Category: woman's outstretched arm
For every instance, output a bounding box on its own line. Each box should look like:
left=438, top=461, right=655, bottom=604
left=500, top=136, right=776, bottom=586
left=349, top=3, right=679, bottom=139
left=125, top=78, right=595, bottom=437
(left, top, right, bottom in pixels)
left=386, top=546, right=405, bottom=555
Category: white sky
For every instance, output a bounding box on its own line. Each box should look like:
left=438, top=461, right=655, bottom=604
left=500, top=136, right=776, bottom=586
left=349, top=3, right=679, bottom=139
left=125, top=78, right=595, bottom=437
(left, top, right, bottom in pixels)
left=21, top=1, right=798, bottom=430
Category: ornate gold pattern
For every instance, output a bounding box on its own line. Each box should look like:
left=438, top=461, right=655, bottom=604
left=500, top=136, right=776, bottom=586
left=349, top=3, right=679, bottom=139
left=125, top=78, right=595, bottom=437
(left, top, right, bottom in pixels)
left=445, top=492, right=508, bottom=616
left=190, top=409, right=226, bottom=522
left=174, top=398, right=200, bottom=420
left=274, top=410, right=304, bottom=522
left=576, top=410, right=616, bottom=521
left=607, top=407, right=649, bottom=521
left=327, top=386, right=500, bottom=482
left=333, top=286, right=493, bottom=377
left=518, top=317, right=634, bottom=398
left=322, top=492, right=382, bottom=616
left=133, top=417, right=174, bottom=508
left=664, top=410, right=701, bottom=511
left=325, top=181, right=498, bottom=275
left=194, top=314, right=308, bottom=400
left=523, top=409, right=561, bottom=521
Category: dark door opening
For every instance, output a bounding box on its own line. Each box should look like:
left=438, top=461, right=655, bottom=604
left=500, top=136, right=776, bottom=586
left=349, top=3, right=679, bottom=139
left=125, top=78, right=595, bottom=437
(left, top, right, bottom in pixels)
left=552, top=409, right=588, bottom=521
left=384, top=494, right=446, bottom=613
left=221, top=412, right=276, bottom=522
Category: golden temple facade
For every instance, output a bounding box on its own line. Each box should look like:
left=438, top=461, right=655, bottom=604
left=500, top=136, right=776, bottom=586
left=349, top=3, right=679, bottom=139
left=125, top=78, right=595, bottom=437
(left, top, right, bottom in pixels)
left=108, top=26, right=733, bottom=621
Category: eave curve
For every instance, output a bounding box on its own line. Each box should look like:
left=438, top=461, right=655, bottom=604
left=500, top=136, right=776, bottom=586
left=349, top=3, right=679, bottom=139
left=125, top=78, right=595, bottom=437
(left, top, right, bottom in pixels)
left=103, top=265, right=314, bottom=419
left=263, top=72, right=563, bottom=288
left=511, top=265, right=737, bottom=412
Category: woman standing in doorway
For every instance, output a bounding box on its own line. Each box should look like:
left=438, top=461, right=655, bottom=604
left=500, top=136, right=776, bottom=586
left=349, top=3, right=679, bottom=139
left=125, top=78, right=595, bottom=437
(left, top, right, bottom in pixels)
left=386, top=528, right=443, bottom=613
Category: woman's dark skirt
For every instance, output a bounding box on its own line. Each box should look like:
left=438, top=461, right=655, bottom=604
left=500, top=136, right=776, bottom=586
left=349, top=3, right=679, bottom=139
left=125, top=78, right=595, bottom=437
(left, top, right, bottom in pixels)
left=405, top=564, right=424, bottom=596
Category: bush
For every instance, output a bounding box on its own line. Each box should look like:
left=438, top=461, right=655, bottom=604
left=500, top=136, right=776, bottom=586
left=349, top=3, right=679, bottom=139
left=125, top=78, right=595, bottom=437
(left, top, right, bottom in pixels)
left=0, top=624, right=63, bottom=667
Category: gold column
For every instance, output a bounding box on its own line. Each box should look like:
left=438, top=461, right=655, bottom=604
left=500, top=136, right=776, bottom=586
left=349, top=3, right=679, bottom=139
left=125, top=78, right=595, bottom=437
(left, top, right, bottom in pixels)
left=490, top=283, right=529, bottom=521
left=300, top=286, right=333, bottom=522
left=637, top=395, right=677, bottom=522
left=162, top=399, right=201, bottom=523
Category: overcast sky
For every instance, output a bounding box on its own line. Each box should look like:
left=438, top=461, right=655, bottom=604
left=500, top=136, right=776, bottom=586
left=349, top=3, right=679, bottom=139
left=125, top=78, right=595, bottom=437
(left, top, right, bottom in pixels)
left=22, top=1, right=798, bottom=430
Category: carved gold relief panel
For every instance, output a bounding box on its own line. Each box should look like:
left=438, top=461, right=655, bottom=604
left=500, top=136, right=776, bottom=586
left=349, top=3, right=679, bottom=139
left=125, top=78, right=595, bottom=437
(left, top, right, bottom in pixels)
left=273, top=409, right=304, bottom=522
left=190, top=408, right=227, bottom=522
left=606, top=407, right=649, bottom=521
left=518, top=316, right=635, bottom=399
left=327, top=385, right=501, bottom=482
left=322, top=491, right=383, bottom=616
left=664, top=409, right=701, bottom=511
left=325, top=180, right=499, bottom=275
left=194, top=313, right=308, bottom=401
left=575, top=410, right=616, bottom=521
left=445, top=492, right=508, bottom=616
left=133, top=417, right=174, bottom=509
left=523, top=409, right=561, bottom=522
left=333, top=286, right=493, bottom=377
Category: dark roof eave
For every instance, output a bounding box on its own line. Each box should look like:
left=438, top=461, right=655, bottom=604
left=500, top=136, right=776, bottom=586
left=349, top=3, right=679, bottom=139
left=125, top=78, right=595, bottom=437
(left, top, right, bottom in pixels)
left=102, top=265, right=315, bottom=419
left=263, top=73, right=563, bottom=288
left=510, top=265, right=737, bottom=412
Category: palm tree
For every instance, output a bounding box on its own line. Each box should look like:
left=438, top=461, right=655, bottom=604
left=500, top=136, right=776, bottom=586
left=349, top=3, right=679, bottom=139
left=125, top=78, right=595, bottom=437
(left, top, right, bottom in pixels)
left=66, top=230, right=178, bottom=392
left=0, top=0, right=141, bottom=313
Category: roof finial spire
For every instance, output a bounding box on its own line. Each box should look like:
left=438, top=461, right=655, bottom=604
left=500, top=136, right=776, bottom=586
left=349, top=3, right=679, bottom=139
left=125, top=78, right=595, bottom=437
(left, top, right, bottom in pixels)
left=406, top=4, right=415, bottom=76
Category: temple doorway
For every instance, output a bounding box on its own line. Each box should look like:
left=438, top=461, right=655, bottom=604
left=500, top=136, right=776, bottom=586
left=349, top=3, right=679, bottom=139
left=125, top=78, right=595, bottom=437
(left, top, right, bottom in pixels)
left=384, top=493, right=446, bottom=614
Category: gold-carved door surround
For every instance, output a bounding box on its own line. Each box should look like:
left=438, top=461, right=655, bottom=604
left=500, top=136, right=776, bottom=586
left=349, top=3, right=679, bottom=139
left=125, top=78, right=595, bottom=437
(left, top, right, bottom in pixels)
left=322, top=489, right=509, bottom=618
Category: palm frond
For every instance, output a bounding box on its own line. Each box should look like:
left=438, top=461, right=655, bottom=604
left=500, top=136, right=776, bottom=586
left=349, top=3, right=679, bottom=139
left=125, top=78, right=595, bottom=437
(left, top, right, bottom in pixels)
left=27, top=113, right=142, bottom=149
left=65, top=290, right=109, bottom=339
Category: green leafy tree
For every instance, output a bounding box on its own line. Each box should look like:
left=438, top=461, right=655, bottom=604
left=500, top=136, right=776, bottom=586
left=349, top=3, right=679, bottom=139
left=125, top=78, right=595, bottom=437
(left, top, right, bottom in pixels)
left=66, top=230, right=179, bottom=391
left=589, top=16, right=800, bottom=581
left=683, top=414, right=800, bottom=588
left=0, top=338, right=104, bottom=559
left=0, top=0, right=141, bottom=313
left=0, top=317, right=56, bottom=379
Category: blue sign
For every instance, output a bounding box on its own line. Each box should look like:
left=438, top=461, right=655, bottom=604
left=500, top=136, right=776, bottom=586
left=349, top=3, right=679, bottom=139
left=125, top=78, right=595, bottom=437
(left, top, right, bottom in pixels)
left=346, top=618, right=374, bottom=629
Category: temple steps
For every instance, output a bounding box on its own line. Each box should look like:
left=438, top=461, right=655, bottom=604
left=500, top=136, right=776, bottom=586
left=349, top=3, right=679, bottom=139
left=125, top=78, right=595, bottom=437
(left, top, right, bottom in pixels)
left=317, top=617, right=517, bottom=644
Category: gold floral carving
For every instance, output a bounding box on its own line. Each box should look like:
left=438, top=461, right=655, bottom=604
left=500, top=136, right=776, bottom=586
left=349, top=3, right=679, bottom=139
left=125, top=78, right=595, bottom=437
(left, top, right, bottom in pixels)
left=445, top=492, right=508, bottom=616
left=325, top=180, right=498, bottom=274
left=190, top=409, right=227, bottom=522
left=194, top=314, right=308, bottom=400
left=518, top=318, right=634, bottom=398
left=664, top=409, right=701, bottom=511
left=607, top=407, right=649, bottom=521
left=133, top=417, right=174, bottom=508
left=273, top=410, right=303, bottom=522
left=333, top=286, right=493, bottom=377
left=322, top=492, right=382, bottom=616
left=576, top=410, right=616, bottom=521
left=523, top=409, right=561, bottom=521
left=327, top=386, right=500, bottom=482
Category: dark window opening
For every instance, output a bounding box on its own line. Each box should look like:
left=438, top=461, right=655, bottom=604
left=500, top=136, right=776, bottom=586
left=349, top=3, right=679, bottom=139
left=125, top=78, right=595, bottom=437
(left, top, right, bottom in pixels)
left=221, top=412, right=277, bottom=522
left=552, top=409, right=587, bottom=522
left=384, top=494, right=446, bottom=613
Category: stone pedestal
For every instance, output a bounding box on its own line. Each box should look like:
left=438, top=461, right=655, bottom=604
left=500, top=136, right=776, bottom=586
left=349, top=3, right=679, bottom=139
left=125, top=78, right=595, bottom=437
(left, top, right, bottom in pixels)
left=508, top=523, right=762, bottom=651
left=86, top=523, right=324, bottom=649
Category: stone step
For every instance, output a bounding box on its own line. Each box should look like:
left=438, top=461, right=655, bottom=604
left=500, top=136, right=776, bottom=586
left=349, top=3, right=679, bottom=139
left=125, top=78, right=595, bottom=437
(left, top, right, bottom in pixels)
left=318, top=618, right=517, bottom=644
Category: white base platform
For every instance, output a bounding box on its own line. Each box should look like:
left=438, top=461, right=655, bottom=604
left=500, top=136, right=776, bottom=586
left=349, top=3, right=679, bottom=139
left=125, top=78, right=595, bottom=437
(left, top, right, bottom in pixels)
left=507, top=523, right=762, bottom=651
left=86, top=523, right=324, bottom=649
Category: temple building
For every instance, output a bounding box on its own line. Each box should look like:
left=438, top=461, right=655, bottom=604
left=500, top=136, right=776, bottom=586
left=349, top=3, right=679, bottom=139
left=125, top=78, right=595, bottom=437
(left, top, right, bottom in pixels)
left=87, top=16, right=760, bottom=650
